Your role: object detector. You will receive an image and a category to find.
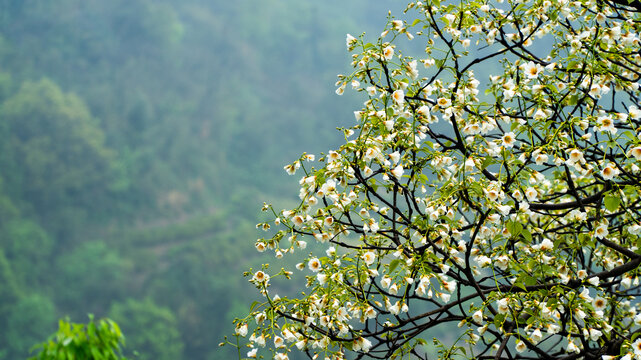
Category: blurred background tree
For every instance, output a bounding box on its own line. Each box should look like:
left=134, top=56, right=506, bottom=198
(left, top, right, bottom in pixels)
left=0, top=0, right=400, bottom=358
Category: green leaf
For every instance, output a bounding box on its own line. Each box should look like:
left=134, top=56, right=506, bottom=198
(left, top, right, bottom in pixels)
left=249, top=301, right=261, bottom=312
left=506, top=220, right=522, bottom=236
left=604, top=195, right=621, bottom=212
left=526, top=315, right=537, bottom=325
left=493, top=313, right=505, bottom=327
left=524, top=276, right=537, bottom=286
left=388, top=259, right=402, bottom=273
left=90, top=347, right=101, bottom=360
left=411, top=18, right=421, bottom=26
left=480, top=156, right=493, bottom=170
left=623, top=130, right=637, bottom=141
left=513, top=281, right=526, bottom=291
left=62, top=337, right=73, bottom=346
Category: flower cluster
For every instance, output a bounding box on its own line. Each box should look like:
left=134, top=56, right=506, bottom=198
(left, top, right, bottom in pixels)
left=233, top=0, right=641, bottom=359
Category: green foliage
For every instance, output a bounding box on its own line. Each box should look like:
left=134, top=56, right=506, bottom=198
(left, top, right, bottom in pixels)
left=0, top=249, right=20, bottom=315
left=0, top=219, right=53, bottom=287
left=29, top=315, right=126, bottom=360
left=4, top=294, right=55, bottom=359
left=109, top=299, right=183, bottom=360
left=0, top=79, right=116, bottom=226
left=55, top=242, right=129, bottom=316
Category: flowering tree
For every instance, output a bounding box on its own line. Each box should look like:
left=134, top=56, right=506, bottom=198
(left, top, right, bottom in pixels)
left=232, top=0, right=641, bottom=359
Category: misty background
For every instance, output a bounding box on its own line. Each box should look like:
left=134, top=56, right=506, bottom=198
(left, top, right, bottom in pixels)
left=0, top=0, right=406, bottom=359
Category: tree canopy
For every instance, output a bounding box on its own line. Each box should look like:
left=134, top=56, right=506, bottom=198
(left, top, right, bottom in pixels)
left=235, top=0, right=641, bottom=359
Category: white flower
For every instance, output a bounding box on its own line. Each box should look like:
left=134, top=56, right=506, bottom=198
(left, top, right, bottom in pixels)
left=389, top=151, right=401, bottom=164
left=366, top=86, right=377, bottom=96
left=360, top=337, right=372, bottom=353
left=439, top=292, right=451, bottom=302
left=628, top=146, right=641, bottom=160
left=547, top=323, right=561, bottom=334
left=292, top=215, right=305, bottom=227
left=417, top=105, right=431, bottom=119
left=515, top=339, right=527, bottom=353
left=235, top=323, right=248, bottom=337
left=362, top=251, right=376, bottom=266
left=253, top=334, right=266, bottom=346
left=476, top=255, right=491, bottom=267
left=534, top=152, right=548, bottom=165
left=594, top=224, right=609, bottom=239
left=406, top=60, right=419, bottom=79
left=284, top=161, right=300, bottom=175
left=567, top=149, right=585, bottom=166
left=346, top=33, right=357, bottom=48
left=629, top=224, right=641, bottom=235
left=632, top=338, right=641, bottom=356
left=247, top=348, right=258, bottom=358
left=525, top=187, right=538, bottom=202
left=391, top=164, right=404, bottom=179
left=512, top=189, right=523, bottom=201
left=383, top=46, right=394, bottom=60
left=442, top=279, right=457, bottom=293
left=274, top=336, right=285, bottom=348
left=443, top=13, right=456, bottom=25
left=392, top=89, right=405, bottom=105
left=621, top=277, right=632, bottom=289
left=317, top=273, right=328, bottom=285
left=502, top=132, right=516, bottom=148
left=497, top=298, right=509, bottom=314
left=252, top=271, right=270, bottom=283
left=630, top=105, right=641, bottom=119
left=353, top=337, right=372, bottom=353
left=594, top=114, right=616, bottom=133
left=472, top=310, right=483, bottom=323
left=566, top=340, right=580, bottom=353
left=387, top=300, right=400, bottom=315
left=539, top=238, right=554, bottom=251
left=282, top=329, right=297, bottom=343
left=437, top=97, right=451, bottom=108
left=308, top=258, right=322, bottom=272
left=523, top=61, right=543, bottom=79
left=364, top=306, right=377, bottom=319
left=601, top=163, right=619, bottom=180
left=531, top=328, right=543, bottom=344
left=589, top=328, right=603, bottom=341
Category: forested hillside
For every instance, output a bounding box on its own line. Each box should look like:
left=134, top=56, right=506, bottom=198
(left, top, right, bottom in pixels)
left=0, top=1, right=398, bottom=358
